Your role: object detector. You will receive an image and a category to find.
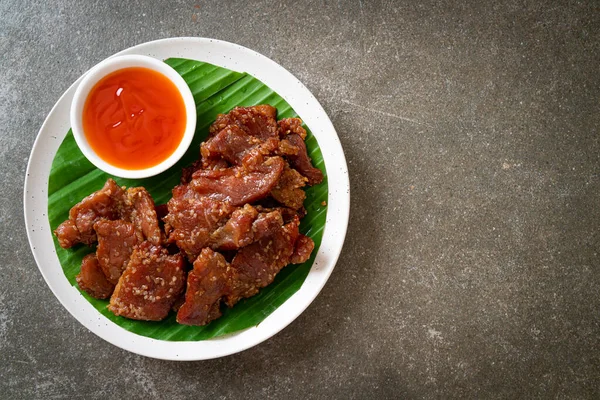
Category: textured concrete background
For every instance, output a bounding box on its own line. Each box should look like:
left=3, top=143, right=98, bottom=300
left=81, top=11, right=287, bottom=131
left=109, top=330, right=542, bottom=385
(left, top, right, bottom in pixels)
left=1, top=0, right=599, bottom=398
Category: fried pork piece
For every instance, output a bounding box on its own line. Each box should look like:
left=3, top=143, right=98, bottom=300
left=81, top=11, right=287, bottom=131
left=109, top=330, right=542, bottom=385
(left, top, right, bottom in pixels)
left=277, top=118, right=307, bottom=140
left=209, top=105, right=278, bottom=140
left=108, top=242, right=185, bottom=321
left=255, top=205, right=305, bottom=224
left=54, top=179, right=125, bottom=248
left=290, top=234, right=315, bottom=264
left=276, top=138, right=299, bottom=156
left=123, top=187, right=162, bottom=246
left=210, top=204, right=258, bottom=250
left=176, top=215, right=304, bottom=326
left=176, top=248, right=230, bottom=326
left=94, top=220, right=140, bottom=284
left=164, top=184, right=236, bottom=261
left=251, top=210, right=284, bottom=241
left=202, top=125, right=255, bottom=166
left=226, top=216, right=302, bottom=306
left=54, top=220, right=81, bottom=249
left=76, top=253, right=115, bottom=299
left=165, top=185, right=286, bottom=259
left=270, top=165, right=307, bottom=210
left=201, top=125, right=280, bottom=169
left=181, top=159, right=230, bottom=184
left=280, top=134, right=323, bottom=186
left=190, top=156, right=285, bottom=206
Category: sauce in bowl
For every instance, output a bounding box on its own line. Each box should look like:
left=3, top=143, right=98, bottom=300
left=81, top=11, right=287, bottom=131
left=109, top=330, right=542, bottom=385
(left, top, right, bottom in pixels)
left=82, top=67, right=187, bottom=170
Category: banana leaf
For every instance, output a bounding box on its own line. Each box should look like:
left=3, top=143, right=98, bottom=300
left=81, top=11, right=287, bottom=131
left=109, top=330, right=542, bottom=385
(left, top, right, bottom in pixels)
left=47, top=58, right=328, bottom=341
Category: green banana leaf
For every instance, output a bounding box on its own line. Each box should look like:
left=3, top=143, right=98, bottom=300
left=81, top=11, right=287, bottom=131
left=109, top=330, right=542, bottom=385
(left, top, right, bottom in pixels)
left=47, top=58, right=328, bottom=341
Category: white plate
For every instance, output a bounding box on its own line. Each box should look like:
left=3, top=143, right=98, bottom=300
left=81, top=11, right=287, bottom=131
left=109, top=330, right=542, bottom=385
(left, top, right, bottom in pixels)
left=23, top=37, right=350, bottom=361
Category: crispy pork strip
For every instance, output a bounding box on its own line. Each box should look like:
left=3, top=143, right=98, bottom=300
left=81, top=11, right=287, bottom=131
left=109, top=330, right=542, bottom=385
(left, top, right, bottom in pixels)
left=123, top=187, right=162, bottom=246
left=208, top=105, right=278, bottom=139
left=108, top=242, right=185, bottom=321
left=76, top=253, right=115, bottom=299
left=226, top=216, right=301, bottom=305
left=54, top=179, right=125, bottom=248
left=280, top=134, right=323, bottom=186
left=164, top=184, right=236, bottom=261
left=270, top=164, right=307, bottom=210
left=190, top=156, right=285, bottom=206
left=201, top=125, right=280, bottom=170
left=209, top=204, right=258, bottom=250
left=277, top=118, right=307, bottom=140
left=290, top=234, right=315, bottom=265
left=176, top=215, right=309, bottom=326
left=176, top=248, right=230, bottom=326
left=94, top=220, right=140, bottom=285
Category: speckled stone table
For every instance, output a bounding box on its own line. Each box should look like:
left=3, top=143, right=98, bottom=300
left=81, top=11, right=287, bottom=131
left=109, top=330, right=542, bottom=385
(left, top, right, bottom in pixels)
left=2, top=0, right=599, bottom=398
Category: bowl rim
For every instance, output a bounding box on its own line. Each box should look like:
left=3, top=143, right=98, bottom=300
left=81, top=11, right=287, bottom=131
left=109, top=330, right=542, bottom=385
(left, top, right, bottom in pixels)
left=70, top=54, right=197, bottom=179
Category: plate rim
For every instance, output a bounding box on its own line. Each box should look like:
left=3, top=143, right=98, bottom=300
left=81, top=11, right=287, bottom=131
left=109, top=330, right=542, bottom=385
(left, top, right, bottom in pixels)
left=23, top=37, right=350, bottom=361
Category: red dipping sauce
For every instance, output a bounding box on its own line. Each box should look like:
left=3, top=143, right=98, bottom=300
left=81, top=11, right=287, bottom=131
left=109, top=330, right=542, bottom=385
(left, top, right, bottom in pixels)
left=82, top=67, right=187, bottom=170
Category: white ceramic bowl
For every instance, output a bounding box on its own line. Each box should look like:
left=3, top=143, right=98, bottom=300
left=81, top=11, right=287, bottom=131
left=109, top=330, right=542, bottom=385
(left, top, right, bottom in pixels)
left=70, top=54, right=197, bottom=179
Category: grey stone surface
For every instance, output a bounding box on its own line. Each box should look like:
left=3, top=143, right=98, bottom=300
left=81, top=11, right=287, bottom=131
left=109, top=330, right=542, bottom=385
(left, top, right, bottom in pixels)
left=1, top=0, right=599, bottom=398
